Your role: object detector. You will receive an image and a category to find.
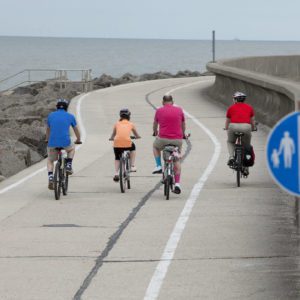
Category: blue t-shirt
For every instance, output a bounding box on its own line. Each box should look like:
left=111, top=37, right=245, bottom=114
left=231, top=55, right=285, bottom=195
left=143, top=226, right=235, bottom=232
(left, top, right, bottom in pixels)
left=47, top=109, right=77, bottom=147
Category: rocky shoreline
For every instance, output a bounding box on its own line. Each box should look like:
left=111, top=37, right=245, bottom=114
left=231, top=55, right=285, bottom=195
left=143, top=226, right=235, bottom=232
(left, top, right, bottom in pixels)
left=0, top=70, right=205, bottom=181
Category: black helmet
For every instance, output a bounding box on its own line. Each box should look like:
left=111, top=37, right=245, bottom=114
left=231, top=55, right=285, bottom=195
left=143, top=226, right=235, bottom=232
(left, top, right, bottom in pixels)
left=163, top=94, right=173, bottom=102
left=56, top=98, right=69, bottom=110
left=233, top=92, right=246, bottom=102
left=119, top=108, right=131, bottom=119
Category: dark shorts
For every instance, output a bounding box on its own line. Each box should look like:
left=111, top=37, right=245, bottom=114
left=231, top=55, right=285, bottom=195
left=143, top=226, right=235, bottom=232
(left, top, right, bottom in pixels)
left=114, top=142, right=136, bottom=160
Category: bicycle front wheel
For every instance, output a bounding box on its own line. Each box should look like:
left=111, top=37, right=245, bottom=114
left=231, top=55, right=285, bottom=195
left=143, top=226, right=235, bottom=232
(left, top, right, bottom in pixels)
left=54, top=162, right=61, bottom=200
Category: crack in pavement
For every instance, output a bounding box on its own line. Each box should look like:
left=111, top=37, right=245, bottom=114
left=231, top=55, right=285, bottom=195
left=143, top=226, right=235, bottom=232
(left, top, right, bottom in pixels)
left=73, top=82, right=192, bottom=300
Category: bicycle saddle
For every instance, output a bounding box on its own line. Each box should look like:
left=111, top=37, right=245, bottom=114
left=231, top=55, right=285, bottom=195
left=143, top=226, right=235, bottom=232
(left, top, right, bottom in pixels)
left=234, top=132, right=244, bottom=137
left=55, top=147, right=64, bottom=151
left=163, top=145, right=178, bottom=152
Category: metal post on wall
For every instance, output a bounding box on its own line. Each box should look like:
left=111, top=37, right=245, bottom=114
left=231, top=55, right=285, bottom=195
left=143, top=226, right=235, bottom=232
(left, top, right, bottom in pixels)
left=212, top=30, right=216, bottom=63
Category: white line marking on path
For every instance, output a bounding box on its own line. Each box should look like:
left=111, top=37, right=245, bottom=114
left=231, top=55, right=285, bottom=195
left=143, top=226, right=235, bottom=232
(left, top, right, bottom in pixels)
left=0, top=93, right=88, bottom=195
left=144, top=80, right=221, bottom=300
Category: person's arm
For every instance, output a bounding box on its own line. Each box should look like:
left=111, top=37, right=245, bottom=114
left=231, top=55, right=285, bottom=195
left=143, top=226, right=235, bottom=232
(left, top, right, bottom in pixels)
left=153, top=120, right=158, bottom=136
left=250, top=116, right=256, bottom=131
left=45, top=127, right=50, bottom=142
left=181, top=121, right=186, bottom=137
left=109, top=127, right=117, bottom=141
left=225, top=118, right=230, bottom=130
left=132, top=128, right=141, bottom=139
left=72, top=126, right=82, bottom=143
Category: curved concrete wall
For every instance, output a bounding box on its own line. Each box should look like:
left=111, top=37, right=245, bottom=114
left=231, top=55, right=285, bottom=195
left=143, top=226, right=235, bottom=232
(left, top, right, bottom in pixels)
left=206, top=56, right=300, bottom=127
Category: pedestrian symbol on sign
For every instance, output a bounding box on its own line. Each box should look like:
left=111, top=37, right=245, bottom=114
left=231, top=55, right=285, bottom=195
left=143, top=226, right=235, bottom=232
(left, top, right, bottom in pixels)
left=271, top=131, right=295, bottom=169
left=266, top=112, right=300, bottom=196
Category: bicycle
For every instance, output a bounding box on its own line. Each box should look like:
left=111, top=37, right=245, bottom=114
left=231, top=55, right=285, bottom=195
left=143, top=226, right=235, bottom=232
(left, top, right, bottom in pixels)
left=162, top=145, right=180, bottom=200
left=53, top=148, right=68, bottom=200
left=119, top=136, right=136, bottom=193
left=227, top=127, right=257, bottom=187
left=53, top=141, right=82, bottom=200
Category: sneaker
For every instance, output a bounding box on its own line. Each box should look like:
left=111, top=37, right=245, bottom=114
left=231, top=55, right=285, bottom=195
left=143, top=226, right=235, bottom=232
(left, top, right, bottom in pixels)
left=66, top=164, right=73, bottom=175
left=113, top=175, right=119, bottom=182
left=152, top=166, right=162, bottom=174
left=243, top=167, right=249, bottom=177
left=227, top=157, right=235, bottom=167
left=48, top=176, right=54, bottom=190
left=173, top=185, right=181, bottom=194
left=130, top=166, right=137, bottom=172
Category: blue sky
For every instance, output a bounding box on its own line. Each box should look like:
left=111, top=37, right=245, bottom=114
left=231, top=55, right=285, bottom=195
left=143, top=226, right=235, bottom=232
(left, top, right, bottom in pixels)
left=0, top=0, right=298, bottom=41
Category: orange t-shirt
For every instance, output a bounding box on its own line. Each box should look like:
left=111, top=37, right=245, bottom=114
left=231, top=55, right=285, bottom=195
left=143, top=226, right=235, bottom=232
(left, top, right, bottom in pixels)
left=113, top=120, right=136, bottom=148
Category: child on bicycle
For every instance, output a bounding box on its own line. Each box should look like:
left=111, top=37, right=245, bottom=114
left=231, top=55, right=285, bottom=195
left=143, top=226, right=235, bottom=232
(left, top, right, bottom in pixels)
left=109, top=108, right=141, bottom=182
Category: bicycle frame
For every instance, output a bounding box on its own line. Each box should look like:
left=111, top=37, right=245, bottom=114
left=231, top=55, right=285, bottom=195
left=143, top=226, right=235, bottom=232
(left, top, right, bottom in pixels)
left=232, top=133, right=246, bottom=187
left=162, top=146, right=178, bottom=200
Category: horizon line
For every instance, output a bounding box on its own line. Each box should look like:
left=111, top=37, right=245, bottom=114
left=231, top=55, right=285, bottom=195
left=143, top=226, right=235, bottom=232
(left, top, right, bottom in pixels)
left=0, top=34, right=300, bottom=43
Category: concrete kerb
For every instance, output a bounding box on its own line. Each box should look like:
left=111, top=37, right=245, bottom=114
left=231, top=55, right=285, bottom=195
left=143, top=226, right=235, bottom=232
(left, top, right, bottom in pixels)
left=206, top=56, right=300, bottom=126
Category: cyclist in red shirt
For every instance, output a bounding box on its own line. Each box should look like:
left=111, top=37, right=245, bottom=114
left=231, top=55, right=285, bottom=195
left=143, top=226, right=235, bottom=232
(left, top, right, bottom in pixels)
left=225, top=92, right=256, bottom=167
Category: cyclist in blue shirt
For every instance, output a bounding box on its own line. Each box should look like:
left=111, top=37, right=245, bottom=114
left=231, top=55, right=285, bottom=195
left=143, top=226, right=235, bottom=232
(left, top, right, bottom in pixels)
left=46, top=99, right=82, bottom=190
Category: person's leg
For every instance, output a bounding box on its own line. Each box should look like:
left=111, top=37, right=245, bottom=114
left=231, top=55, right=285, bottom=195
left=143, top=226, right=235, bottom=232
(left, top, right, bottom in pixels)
left=174, top=161, right=181, bottom=182
left=65, top=145, right=75, bottom=174
left=47, top=158, right=54, bottom=173
left=129, top=143, right=137, bottom=171
left=173, top=143, right=182, bottom=194
left=240, top=124, right=252, bottom=147
left=47, top=148, right=57, bottom=190
left=152, top=138, right=163, bottom=173
left=227, top=125, right=236, bottom=159
left=114, top=160, right=120, bottom=173
left=113, top=148, right=122, bottom=181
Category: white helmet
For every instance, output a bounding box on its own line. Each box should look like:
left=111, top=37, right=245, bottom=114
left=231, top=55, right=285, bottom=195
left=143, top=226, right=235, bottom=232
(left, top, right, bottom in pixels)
left=233, top=92, right=246, bottom=102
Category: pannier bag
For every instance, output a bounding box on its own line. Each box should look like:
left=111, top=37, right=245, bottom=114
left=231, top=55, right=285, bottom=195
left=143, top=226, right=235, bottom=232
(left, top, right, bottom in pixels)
left=243, top=144, right=255, bottom=167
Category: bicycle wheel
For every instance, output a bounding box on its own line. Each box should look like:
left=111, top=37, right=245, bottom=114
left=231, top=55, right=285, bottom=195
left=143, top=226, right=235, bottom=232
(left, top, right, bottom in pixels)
left=236, top=154, right=241, bottom=188
left=119, top=159, right=126, bottom=193
left=62, top=165, right=68, bottom=196
left=126, top=159, right=131, bottom=189
left=236, top=168, right=241, bottom=187
left=54, top=162, right=61, bottom=200
left=165, top=175, right=172, bottom=200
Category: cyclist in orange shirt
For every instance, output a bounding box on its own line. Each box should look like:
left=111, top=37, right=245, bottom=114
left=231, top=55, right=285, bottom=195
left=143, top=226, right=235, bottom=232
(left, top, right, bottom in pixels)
left=109, top=109, right=141, bottom=182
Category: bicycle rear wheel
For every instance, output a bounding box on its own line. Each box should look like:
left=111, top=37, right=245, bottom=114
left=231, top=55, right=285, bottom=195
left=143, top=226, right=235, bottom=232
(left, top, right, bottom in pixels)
left=165, top=175, right=172, bottom=200
left=62, top=166, right=69, bottom=196
left=236, top=155, right=242, bottom=188
left=126, top=160, right=131, bottom=189
left=119, top=159, right=126, bottom=193
left=54, top=162, right=61, bottom=200
left=236, top=169, right=241, bottom=187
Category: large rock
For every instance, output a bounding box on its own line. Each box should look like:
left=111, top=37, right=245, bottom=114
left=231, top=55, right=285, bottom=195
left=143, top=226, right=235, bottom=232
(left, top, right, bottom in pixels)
left=0, top=70, right=204, bottom=180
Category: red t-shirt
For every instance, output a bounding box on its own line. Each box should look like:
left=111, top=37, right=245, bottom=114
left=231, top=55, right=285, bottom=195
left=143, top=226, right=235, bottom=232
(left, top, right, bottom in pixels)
left=226, top=103, right=254, bottom=124
left=155, top=104, right=185, bottom=139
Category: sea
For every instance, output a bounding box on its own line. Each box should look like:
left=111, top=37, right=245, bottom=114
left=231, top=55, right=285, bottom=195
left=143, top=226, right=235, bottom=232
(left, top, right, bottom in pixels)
left=1, top=36, right=300, bottom=89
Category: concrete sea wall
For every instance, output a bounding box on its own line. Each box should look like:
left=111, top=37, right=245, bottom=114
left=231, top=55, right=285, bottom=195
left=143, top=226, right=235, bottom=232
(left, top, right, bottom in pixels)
left=206, top=55, right=300, bottom=127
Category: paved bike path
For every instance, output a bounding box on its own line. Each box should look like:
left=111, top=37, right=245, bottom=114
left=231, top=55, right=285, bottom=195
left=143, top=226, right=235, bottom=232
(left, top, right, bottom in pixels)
left=0, top=77, right=298, bottom=300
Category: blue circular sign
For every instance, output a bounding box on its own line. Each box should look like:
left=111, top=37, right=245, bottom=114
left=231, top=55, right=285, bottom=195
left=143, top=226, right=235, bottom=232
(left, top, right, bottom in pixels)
left=266, top=111, right=300, bottom=196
